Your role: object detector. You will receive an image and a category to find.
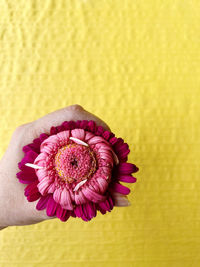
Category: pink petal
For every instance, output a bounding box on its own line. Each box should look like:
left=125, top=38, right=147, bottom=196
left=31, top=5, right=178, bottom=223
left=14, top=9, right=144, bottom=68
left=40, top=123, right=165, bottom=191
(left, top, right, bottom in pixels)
left=47, top=183, right=56, bottom=193
left=71, top=128, right=85, bottom=140
left=95, top=142, right=111, bottom=150
left=102, top=166, right=111, bottom=175
left=87, top=136, right=109, bottom=146
left=96, top=178, right=108, bottom=193
left=82, top=187, right=106, bottom=203
left=60, top=188, right=73, bottom=210
left=37, top=179, right=52, bottom=195
left=57, top=130, right=70, bottom=143
left=74, top=190, right=87, bottom=205
left=99, top=151, right=113, bottom=165
left=35, top=169, right=48, bottom=182
left=53, top=188, right=62, bottom=203
left=34, top=152, right=48, bottom=164
left=85, top=131, right=95, bottom=142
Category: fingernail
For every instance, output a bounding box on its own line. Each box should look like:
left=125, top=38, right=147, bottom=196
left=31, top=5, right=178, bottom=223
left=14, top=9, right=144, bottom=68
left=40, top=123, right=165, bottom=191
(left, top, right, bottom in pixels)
left=117, top=196, right=131, bottom=207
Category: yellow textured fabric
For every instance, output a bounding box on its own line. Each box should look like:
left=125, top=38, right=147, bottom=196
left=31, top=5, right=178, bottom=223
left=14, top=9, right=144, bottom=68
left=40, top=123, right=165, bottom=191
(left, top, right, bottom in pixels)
left=0, top=0, right=199, bottom=266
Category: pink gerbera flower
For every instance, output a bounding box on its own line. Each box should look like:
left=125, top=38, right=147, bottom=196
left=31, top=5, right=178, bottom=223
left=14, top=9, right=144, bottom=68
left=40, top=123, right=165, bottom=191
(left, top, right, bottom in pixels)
left=17, top=120, right=139, bottom=222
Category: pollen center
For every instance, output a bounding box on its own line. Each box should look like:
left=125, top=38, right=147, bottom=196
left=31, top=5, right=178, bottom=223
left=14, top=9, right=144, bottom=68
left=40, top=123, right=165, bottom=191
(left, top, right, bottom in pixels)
left=54, top=143, right=97, bottom=183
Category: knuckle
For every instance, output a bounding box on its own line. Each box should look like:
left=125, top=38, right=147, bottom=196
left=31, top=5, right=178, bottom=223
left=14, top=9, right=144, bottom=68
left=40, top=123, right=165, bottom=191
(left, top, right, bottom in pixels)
left=67, top=104, right=84, bottom=111
left=13, top=123, right=31, bottom=136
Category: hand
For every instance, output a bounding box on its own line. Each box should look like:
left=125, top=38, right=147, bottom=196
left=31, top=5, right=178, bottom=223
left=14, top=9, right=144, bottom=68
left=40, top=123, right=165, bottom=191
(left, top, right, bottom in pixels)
left=0, top=105, right=131, bottom=228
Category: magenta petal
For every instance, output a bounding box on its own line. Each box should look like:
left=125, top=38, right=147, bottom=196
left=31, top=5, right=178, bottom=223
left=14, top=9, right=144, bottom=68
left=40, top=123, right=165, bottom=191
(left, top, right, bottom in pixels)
left=68, top=121, right=77, bottom=130
left=56, top=205, right=71, bottom=222
left=74, top=120, right=82, bottom=128
left=36, top=195, right=51, bottom=210
left=97, top=205, right=106, bottom=214
left=74, top=205, right=83, bottom=218
left=22, top=145, right=34, bottom=153
left=82, top=204, right=90, bottom=220
left=95, top=126, right=105, bottom=136
left=46, top=196, right=58, bottom=216
left=75, top=205, right=88, bottom=221
left=117, top=175, right=137, bottom=183
left=50, top=126, right=58, bottom=135
left=102, top=131, right=114, bottom=141
left=117, top=162, right=139, bottom=174
left=114, top=142, right=130, bottom=159
left=24, top=181, right=39, bottom=197
left=16, top=170, right=37, bottom=184
left=119, top=149, right=130, bottom=159
left=70, top=210, right=76, bottom=218
left=114, top=138, right=124, bottom=149
left=112, top=182, right=130, bottom=195
left=39, top=133, right=49, bottom=142
left=62, top=121, right=77, bottom=130
left=107, top=195, right=114, bottom=210
left=98, top=200, right=110, bottom=213
left=85, top=202, right=96, bottom=219
left=81, top=205, right=91, bottom=221
left=105, top=199, right=112, bottom=211
left=27, top=192, right=41, bottom=202
left=56, top=125, right=65, bottom=132
left=33, top=138, right=41, bottom=147
left=79, top=120, right=88, bottom=130
left=115, top=142, right=128, bottom=151
left=109, top=137, right=118, bottom=145
left=86, top=120, right=97, bottom=133
left=23, top=142, right=40, bottom=154
left=18, top=150, right=39, bottom=171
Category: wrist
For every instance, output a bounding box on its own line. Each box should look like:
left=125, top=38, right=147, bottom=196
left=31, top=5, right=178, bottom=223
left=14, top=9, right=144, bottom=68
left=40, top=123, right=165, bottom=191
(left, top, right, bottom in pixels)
left=0, top=162, right=8, bottom=228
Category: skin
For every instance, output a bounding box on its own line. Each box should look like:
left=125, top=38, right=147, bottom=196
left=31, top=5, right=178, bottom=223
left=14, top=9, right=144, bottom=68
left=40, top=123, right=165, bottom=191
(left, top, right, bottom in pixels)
left=0, top=105, right=130, bottom=230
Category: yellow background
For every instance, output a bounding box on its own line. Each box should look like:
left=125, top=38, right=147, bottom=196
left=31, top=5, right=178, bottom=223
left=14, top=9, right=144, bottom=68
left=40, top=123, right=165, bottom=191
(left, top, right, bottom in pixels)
left=0, top=0, right=199, bottom=266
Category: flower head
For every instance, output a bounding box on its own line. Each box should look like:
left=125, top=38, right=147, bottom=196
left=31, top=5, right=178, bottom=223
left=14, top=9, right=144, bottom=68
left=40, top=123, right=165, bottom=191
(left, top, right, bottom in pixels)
left=17, top=120, right=139, bottom=221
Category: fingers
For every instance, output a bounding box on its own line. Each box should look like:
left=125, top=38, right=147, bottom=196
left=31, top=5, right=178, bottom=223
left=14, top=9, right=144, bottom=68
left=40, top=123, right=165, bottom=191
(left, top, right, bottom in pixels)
left=111, top=192, right=131, bottom=207
left=33, top=104, right=111, bottom=135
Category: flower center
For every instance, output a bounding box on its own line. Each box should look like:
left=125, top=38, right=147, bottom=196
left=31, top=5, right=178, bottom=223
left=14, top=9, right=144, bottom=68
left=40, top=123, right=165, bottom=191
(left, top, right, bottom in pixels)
left=54, top=143, right=97, bottom=183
